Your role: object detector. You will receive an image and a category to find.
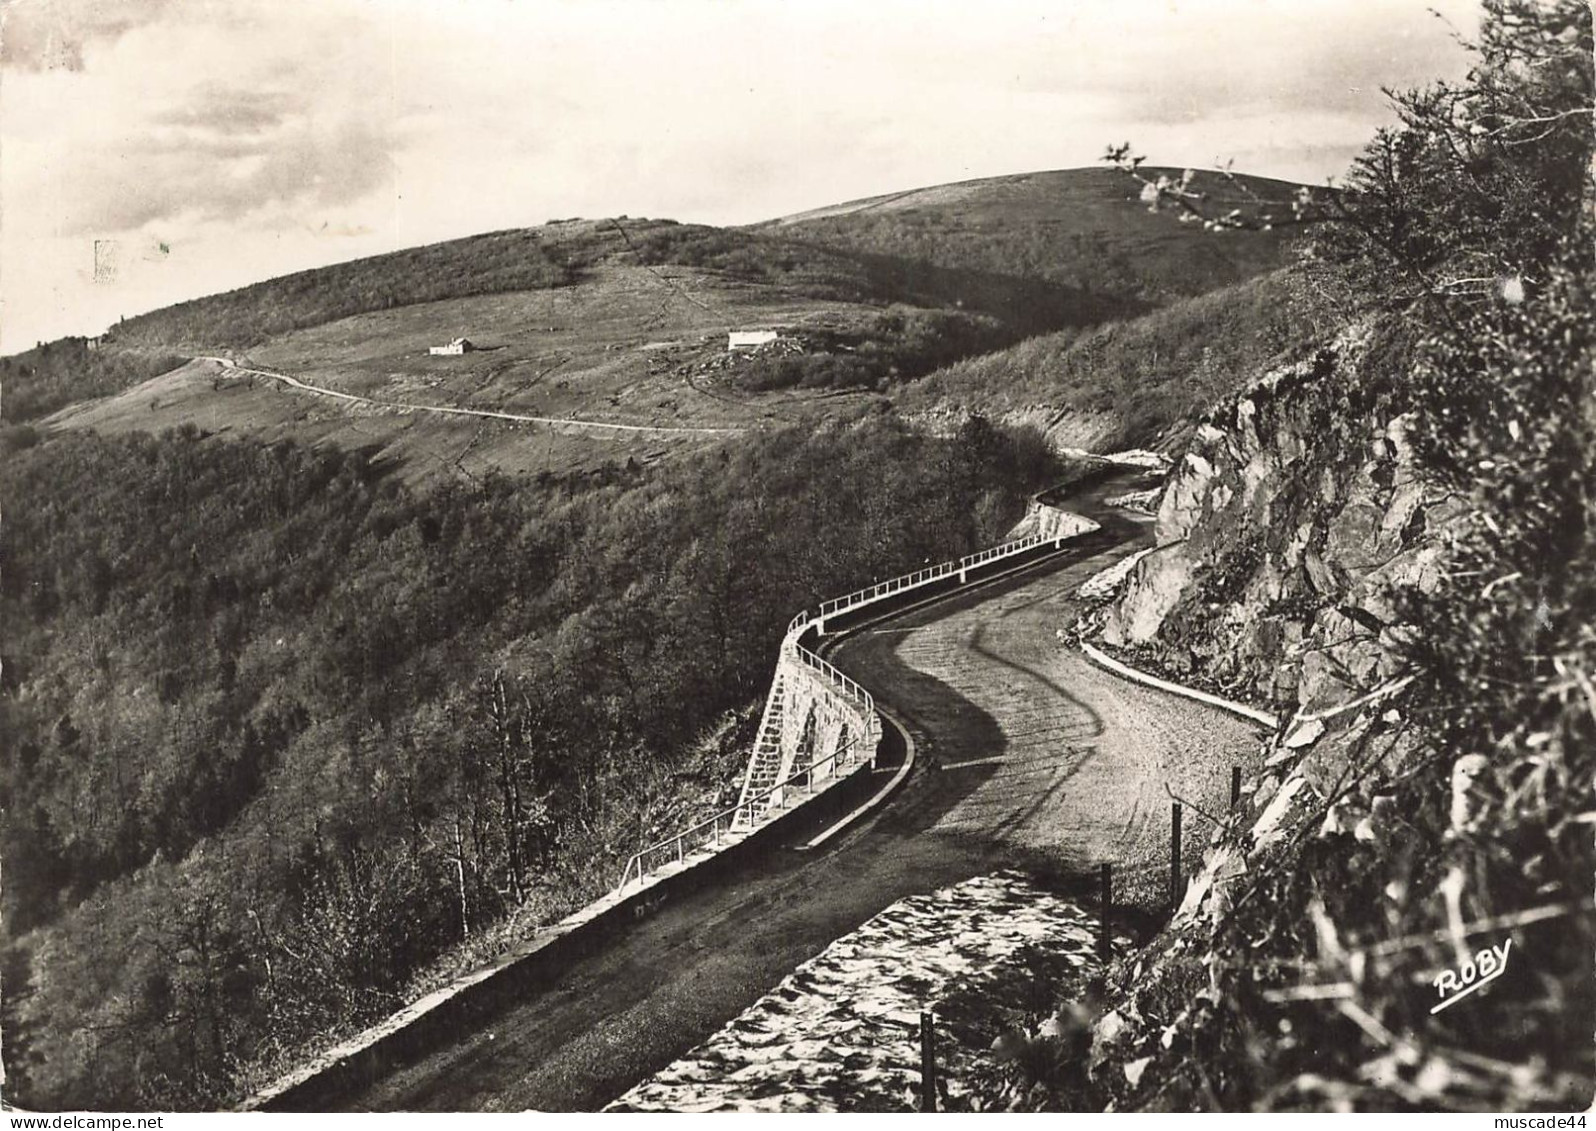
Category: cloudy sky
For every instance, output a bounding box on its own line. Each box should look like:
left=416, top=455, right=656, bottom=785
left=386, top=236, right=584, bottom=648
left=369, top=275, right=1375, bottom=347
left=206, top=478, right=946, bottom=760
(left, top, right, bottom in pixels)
left=0, top=0, right=1478, bottom=353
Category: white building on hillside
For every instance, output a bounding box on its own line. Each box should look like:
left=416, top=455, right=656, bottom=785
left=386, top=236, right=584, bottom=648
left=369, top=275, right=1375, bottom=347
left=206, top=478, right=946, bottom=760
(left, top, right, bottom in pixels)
left=727, top=330, right=779, bottom=351
left=429, top=337, right=475, bottom=356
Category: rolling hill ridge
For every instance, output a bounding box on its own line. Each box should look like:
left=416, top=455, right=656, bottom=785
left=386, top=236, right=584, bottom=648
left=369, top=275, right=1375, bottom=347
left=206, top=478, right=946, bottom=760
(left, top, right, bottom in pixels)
left=6, top=166, right=1308, bottom=481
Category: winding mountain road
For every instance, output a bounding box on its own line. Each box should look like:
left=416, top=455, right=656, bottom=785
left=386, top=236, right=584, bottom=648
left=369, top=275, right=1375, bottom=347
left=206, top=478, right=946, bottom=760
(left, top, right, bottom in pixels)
left=311, top=476, right=1265, bottom=1112
left=200, top=356, right=744, bottom=438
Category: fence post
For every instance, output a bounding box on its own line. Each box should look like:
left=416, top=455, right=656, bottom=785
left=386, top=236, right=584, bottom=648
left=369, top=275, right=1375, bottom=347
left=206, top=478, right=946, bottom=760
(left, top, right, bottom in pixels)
left=1170, top=802, right=1183, bottom=911
left=677, top=835, right=684, bottom=865
left=1231, top=766, right=1242, bottom=809
left=1098, top=863, right=1113, bottom=964
left=919, top=1011, right=937, bottom=1112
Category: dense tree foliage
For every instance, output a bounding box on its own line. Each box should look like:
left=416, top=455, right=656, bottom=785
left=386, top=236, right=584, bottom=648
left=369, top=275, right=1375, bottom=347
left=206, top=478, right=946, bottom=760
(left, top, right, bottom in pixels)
left=0, top=411, right=1057, bottom=1108
left=1309, top=0, right=1595, bottom=940
left=905, top=268, right=1340, bottom=448
left=1308, top=0, right=1591, bottom=309
left=1224, top=0, right=1595, bottom=1109
left=731, top=307, right=1010, bottom=393
left=1368, top=2, right=1596, bottom=1101
left=1, top=339, right=189, bottom=424
left=113, top=231, right=577, bottom=349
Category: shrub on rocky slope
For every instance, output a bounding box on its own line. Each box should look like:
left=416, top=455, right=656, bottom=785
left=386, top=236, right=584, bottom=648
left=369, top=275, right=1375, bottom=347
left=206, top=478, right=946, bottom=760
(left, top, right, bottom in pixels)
left=970, top=0, right=1594, bottom=1111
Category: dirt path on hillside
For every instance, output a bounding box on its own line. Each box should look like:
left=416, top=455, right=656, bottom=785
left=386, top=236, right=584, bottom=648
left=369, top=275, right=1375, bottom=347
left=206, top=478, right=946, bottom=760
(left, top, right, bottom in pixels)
left=319, top=494, right=1263, bottom=1112
left=200, top=356, right=744, bottom=437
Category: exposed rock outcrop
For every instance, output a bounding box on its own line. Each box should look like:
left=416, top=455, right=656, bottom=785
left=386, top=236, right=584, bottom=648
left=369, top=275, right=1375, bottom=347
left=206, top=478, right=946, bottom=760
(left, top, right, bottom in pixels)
left=1099, top=326, right=1459, bottom=716
left=1032, top=327, right=1569, bottom=1112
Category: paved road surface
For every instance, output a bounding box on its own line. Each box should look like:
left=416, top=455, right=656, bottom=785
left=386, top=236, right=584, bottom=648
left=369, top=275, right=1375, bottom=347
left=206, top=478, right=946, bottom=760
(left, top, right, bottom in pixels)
left=330, top=492, right=1263, bottom=1111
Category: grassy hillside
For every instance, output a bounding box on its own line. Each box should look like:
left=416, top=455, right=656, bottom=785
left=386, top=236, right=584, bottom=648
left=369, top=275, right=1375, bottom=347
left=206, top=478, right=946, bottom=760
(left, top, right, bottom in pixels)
left=43, top=209, right=1149, bottom=467
left=107, top=168, right=1292, bottom=359
left=756, top=166, right=1297, bottom=308
left=50, top=268, right=1019, bottom=486
left=107, top=216, right=1125, bottom=356
left=97, top=167, right=1299, bottom=363
left=112, top=228, right=577, bottom=350
left=22, top=167, right=1304, bottom=476
left=897, top=267, right=1345, bottom=451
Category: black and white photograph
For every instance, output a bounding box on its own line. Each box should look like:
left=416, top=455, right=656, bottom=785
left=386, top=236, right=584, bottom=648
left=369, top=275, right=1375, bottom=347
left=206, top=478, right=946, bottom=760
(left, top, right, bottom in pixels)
left=0, top=0, right=1592, bottom=1118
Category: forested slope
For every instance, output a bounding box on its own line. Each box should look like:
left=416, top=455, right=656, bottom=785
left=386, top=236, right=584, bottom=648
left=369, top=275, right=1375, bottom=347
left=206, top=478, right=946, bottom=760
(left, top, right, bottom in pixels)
left=0, top=411, right=1058, bottom=1108
left=898, top=267, right=1342, bottom=451
left=1, top=340, right=189, bottom=427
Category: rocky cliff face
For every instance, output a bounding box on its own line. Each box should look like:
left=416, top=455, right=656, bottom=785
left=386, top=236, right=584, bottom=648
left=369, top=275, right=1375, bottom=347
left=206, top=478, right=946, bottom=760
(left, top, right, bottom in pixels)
left=956, top=310, right=1587, bottom=1111
left=1099, top=325, right=1460, bottom=717
left=1050, top=328, right=1521, bottom=1111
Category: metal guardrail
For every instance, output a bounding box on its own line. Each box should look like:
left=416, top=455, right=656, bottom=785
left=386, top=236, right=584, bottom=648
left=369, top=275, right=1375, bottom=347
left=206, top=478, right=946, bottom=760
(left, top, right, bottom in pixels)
left=786, top=528, right=1066, bottom=635
left=616, top=729, right=872, bottom=891
left=618, top=623, right=880, bottom=894
left=617, top=503, right=1094, bottom=896
left=786, top=638, right=873, bottom=713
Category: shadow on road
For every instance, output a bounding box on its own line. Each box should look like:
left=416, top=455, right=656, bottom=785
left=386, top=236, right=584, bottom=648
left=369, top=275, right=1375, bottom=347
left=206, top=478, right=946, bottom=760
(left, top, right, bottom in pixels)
left=322, top=478, right=1172, bottom=1112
